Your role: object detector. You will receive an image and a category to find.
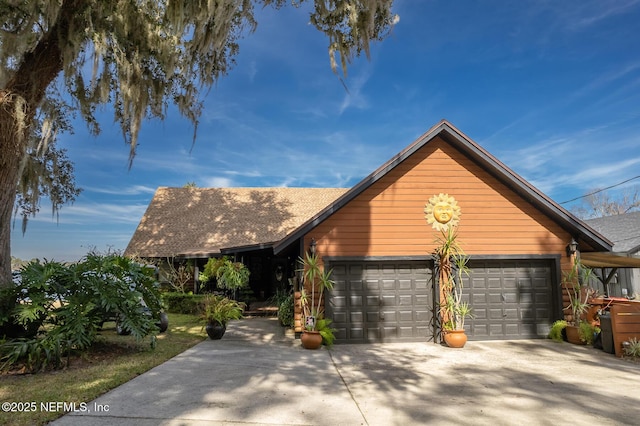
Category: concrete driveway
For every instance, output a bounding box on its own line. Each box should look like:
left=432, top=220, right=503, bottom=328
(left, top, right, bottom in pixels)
left=53, top=318, right=640, bottom=425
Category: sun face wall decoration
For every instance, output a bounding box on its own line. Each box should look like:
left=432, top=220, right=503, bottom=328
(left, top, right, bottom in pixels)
left=424, top=193, right=461, bottom=231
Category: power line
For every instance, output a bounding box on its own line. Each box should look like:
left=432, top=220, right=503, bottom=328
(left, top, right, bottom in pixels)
left=560, top=175, right=640, bottom=204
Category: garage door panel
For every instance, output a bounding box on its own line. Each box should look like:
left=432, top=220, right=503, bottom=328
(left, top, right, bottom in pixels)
left=382, top=279, right=396, bottom=290
left=488, top=278, right=502, bottom=289
left=472, top=293, right=488, bottom=304
left=367, top=328, right=381, bottom=341
left=350, top=295, right=364, bottom=307
left=331, top=295, right=346, bottom=308
left=414, top=294, right=430, bottom=305
left=349, top=328, right=363, bottom=340
left=472, top=308, right=488, bottom=320
left=333, top=311, right=348, bottom=323
left=533, top=277, right=548, bottom=289
left=381, top=310, right=397, bottom=322
left=519, top=292, right=533, bottom=304
left=398, top=310, right=413, bottom=322
left=381, top=294, right=396, bottom=306
left=365, top=295, right=379, bottom=306
left=350, top=312, right=363, bottom=323
left=415, top=310, right=431, bottom=322
left=399, top=295, right=413, bottom=306
left=487, top=293, right=503, bottom=304
left=503, top=308, right=518, bottom=320
left=504, top=278, right=517, bottom=289
left=521, top=308, right=534, bottom=320
left=489, top=308, right=504, bottom=319
left=503, top=292, right=518, bottom=303
left=366, top=310, right=379, bottom=322
left=397, top=279, right=413, bottom=290
left=365, top=280, right=379, bottom=291
left=415, top=279, right=429, bottom=290
left=349, top=280, right=363, bottom=291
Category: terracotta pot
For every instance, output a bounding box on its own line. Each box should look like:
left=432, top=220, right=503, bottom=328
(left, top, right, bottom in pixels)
left=301, top=330, right=323, bottom=349
left=206, top=322, right=226, bottom=340
left=565, top=325, right=585, bottom=345
left=444, top=329, right=468, bottom=348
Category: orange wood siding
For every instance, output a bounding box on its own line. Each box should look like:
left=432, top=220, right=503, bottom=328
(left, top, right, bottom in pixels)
left=306, top=137, right=573, bottom=269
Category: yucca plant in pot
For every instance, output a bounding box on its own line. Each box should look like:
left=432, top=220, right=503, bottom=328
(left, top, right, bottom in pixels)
left=434, top=229, right=473, bottom=348
left=298, top=252, right=335, bottom=349
left=200, top=294, right=245, bottom=340
left=562, top=260, right=595, bottom=345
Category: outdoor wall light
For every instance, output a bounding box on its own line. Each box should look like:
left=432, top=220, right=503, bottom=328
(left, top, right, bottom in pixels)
left=566, top=238, right=579, bottom=257
left=309, top=238, right=317, bottom=256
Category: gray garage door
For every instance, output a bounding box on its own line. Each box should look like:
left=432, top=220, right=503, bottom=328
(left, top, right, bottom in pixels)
left=463, top=260, right=555, bottom=340
left=326, top=261, right=433, bottom=343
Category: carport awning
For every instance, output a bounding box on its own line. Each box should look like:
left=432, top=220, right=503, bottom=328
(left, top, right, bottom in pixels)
left=580, top=252, right=640, bottom=268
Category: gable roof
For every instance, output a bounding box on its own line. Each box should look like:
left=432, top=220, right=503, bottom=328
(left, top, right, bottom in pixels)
left=125, top=187, right=348, bottom=258
left=273, top=119, right=612, bottom=254
left=585, top=211, right=640, bottom=253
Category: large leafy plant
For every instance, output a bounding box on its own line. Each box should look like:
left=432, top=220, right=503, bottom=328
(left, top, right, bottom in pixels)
left=0, top=252, right=163, bottom=373
left=199, top=257, right=250, bottom=293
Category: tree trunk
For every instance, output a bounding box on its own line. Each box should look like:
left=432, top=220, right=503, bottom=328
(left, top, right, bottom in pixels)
left=0, top=94, right=26, bottom=286
left=0, top=0, right=86, bottom=287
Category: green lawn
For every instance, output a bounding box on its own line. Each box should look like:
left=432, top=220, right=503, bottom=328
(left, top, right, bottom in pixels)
left=0, top=313, right=205, bottom=426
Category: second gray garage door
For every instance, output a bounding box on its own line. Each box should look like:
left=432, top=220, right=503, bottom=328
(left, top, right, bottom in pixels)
left=463, top=259, right=556, bottom=339
left=327, top=260, right=433, bottom=343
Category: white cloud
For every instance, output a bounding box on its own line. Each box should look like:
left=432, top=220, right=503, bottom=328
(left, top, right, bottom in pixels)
left=569, top=0, right=640, bottom=30
left=84, top=184, right=157, bottom=195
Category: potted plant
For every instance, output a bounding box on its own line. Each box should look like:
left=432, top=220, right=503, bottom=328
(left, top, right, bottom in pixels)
left=200, top=294, right=245, bottom=339
left=199, top=257, right=250, bottom=298
left=434, top=228, right=473, bottom=348
left=562, top=260, right=595, bottom=345
left=298, top=252, right=335, bottom=349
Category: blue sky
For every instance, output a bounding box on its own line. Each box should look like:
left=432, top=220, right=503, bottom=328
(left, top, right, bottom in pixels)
left=11, top=0, right=640, bottom=262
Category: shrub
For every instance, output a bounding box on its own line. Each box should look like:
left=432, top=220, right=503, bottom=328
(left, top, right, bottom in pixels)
left=163, top=292, right=205, bottom=315
left=578, top=322, right=600, bottom=345
left=623, top=338, right=640, bottom=358
left=549, top=320, right=567, bottom=342
left=0, top=252, right=164, bottom=373
left=277, top=294, right=294, bottom=328
left=316, top=318, right=336, bottom=347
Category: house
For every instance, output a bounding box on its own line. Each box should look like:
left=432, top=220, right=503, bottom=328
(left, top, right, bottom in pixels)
left=584, top=212, right=640, bottom=298
left=125, top=120, right=612, bottom=343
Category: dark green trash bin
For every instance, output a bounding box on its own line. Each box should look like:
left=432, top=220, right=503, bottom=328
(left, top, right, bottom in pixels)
left=600, top=313, right=614, bottom=354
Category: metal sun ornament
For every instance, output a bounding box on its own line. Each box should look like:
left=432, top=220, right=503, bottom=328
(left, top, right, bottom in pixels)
left=424, top=193, right=461, bottom=231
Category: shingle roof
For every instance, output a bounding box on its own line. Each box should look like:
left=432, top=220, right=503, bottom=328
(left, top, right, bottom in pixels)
left=124, top=187, right=349, bottom=258
left=585, top=211, right=640, bottom=253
